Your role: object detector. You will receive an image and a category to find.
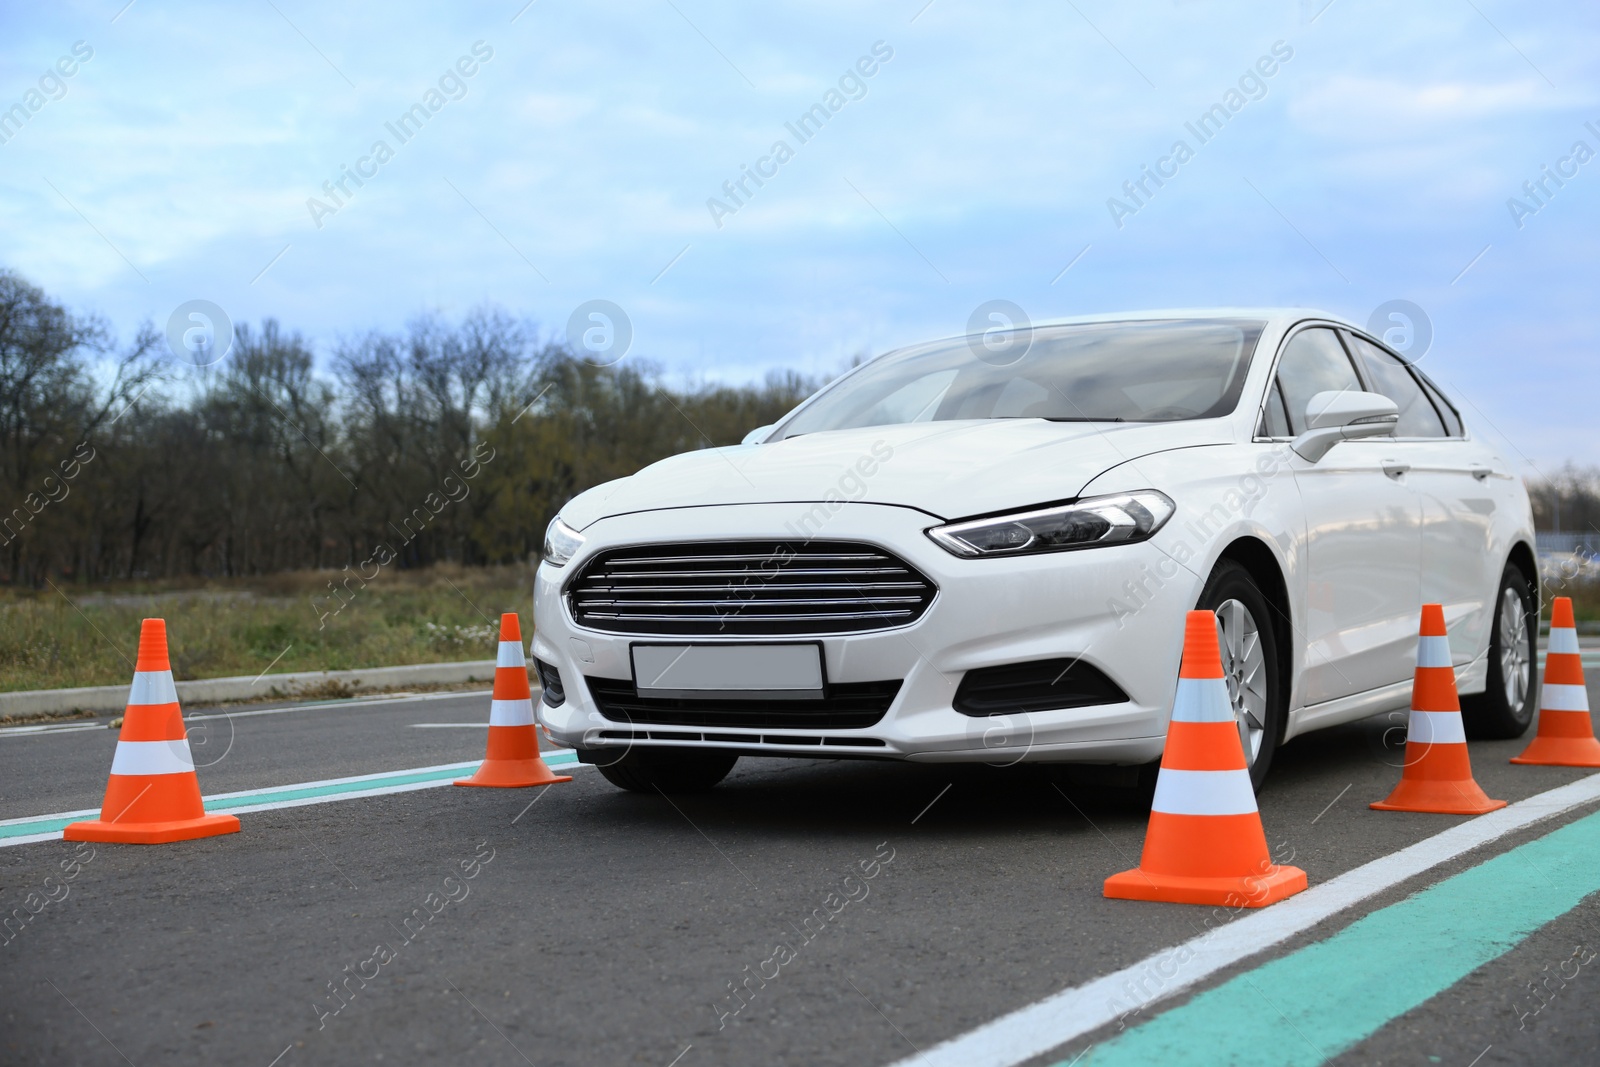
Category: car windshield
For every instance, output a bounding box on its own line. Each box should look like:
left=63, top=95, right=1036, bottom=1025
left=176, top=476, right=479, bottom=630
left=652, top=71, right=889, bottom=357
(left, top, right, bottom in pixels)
left=775, top=318, right=1266, bottom=439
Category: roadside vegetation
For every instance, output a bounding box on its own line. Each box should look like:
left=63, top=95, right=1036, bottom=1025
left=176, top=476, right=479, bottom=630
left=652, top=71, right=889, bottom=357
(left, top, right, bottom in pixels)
left=0, top=563, right=535, bottom=692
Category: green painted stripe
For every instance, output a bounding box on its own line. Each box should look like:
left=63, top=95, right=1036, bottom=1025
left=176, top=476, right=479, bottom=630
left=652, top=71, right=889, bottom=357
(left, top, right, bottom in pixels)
left=0, top=815, right=84, bottom=840
left=204, top=764, right=481, bottom=810
left=0, top=750, right=579, bottom=841
left=1071, top=808, right=1600, bottom=1067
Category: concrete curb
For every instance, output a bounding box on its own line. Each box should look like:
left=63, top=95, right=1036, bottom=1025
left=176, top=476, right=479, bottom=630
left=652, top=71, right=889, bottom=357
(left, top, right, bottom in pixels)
left=0, top=660, right=500, bottom=717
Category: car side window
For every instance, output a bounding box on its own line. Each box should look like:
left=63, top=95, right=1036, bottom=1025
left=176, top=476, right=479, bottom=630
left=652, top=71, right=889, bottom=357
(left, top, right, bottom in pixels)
left=1273, top=327, right=1362, bottom=435
left=1343, top=333, right=1447, bottom=438
left=1258, top=378, right=1290, bottom=438
left=1415, top=372, right=1464, bottom=437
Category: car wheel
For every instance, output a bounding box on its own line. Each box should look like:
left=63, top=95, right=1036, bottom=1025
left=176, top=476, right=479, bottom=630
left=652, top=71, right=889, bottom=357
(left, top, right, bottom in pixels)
left=595, top=747, right=739, bottom=793
left=1195, top=560, right=1286, bottom=792
left=1460, top=565, right=1537, bottom=740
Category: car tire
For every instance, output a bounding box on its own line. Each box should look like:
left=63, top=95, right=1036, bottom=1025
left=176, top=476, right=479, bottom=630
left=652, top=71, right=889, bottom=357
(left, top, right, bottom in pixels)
left=595, top=747, right=739, bottom=793
left=1195, top=560, right=1287, bottom=792
left=1460, top=564, right=1538, bottom=740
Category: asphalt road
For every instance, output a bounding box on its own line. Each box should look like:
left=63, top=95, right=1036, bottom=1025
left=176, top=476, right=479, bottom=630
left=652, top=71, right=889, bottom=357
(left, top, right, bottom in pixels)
left=2, top=680, right=1598, bottom=1066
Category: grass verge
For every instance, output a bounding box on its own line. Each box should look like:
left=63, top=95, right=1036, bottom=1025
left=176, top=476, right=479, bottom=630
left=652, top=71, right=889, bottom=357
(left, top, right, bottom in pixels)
left=0, top=564, right=534, bottom=693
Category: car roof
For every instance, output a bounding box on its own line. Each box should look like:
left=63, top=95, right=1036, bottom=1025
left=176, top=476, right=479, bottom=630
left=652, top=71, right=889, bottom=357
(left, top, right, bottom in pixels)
left=1020, top=307, right=1356, bottom=332
left=883, top=308, right=1366, bottom=363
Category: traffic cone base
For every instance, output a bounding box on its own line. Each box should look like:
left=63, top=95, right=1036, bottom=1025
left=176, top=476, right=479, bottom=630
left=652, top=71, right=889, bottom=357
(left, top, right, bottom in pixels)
left=455, top=613, right=573, bottom=789
left=1510, top=734, right=1600, bottom=767
left=1104, top=612, right=1306, bottom=908
left=63, top=812, right=240, bottom=845
left=1511, top=598, right=1600, bottom=767
left=1369, top=778, right=1506, bottom=815
left=456, top=757, right=571, bottom=788
left=1104, top=864, right=1307, bottom=908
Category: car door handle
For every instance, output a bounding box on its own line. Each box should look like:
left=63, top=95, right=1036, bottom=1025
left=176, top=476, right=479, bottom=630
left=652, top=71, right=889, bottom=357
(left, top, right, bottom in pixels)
left=1381, top=459, right=1410, bottom=478
left=1469, top=464, right=1492, bottom=481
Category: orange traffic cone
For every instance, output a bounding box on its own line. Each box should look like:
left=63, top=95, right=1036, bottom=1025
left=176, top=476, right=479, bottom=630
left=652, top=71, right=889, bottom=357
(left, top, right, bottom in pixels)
left=1372, top=604, right=1506, bottom=814
left=63, top=620, right=240, bottom=844
left=1512, top=597, right=1600, bottom=767
left=455, top=613, right=572, bottom=788
left=1104, top=611, right=1307, bottom=907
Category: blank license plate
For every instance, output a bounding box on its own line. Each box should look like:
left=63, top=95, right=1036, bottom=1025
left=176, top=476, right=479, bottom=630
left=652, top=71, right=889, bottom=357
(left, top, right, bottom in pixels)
left=632, top=644, right=823, bottom=700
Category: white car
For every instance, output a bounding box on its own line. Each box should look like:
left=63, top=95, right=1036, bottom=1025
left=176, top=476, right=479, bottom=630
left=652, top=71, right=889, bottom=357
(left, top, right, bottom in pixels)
left=531, top=309, right=1537, bottom=793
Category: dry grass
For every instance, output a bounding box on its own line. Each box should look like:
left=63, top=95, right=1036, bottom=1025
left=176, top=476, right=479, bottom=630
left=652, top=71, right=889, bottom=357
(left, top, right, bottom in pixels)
left=0, top=564, right=536, bottom=693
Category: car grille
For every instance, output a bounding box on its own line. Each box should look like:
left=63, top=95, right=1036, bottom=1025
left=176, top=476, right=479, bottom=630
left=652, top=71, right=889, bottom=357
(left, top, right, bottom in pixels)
left=584, top=677, right=902, bottom=729
left=566, top=540, right=937, bottom=635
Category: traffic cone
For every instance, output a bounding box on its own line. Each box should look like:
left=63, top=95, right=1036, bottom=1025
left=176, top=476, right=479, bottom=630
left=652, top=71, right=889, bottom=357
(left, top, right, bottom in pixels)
left=63, top=620, right=240, bottom=844
left=455, top=613, right=572, bottom=788
left=1372, top=605, right=1506, bottom=814
left=1104, top=611, right=1307, bottom=907
left=1512, top=597, right=1600, bottom=767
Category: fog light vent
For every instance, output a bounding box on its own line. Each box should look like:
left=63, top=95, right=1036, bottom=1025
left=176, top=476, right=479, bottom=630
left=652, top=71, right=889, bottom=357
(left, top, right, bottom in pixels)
left=953, top=658, right=1128, bottom=716
left=533, top=658, right=565, bottom=706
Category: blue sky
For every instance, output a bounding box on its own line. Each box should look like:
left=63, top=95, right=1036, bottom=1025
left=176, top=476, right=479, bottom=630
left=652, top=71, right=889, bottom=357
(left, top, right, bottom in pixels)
left=1, top=0, right=1595, bottom=474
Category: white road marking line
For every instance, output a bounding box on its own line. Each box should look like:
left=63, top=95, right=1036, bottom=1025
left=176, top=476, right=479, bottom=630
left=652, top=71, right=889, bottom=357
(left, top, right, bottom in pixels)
left=4, top=831, right=89, bottom=846
left=0, top=722, right=103, bottom=737
left=883, top=771, right=1600, bottom=1067
left=0, top=689, right=501, bottom=737
left=410, top=723, right=491, bottom=728
left=0, top=761, right=487, bottom=832
left=198, top=756, right=577, bottom=802
left=183, top=689, right=495, bottom=721
left=0, top=752, right=586, bottom=848
left=0, top=808, right=98, bottom=829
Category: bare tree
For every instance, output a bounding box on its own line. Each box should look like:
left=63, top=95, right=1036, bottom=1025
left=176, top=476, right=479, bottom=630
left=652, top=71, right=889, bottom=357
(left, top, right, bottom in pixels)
left=0, top=269, right=815, bottom=584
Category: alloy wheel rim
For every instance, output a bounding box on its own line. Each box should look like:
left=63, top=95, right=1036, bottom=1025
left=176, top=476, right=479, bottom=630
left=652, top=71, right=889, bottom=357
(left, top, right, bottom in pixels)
left=1499, top=587, right=1530, bottom=709
left=1215, top=598, right=1268, bottom=765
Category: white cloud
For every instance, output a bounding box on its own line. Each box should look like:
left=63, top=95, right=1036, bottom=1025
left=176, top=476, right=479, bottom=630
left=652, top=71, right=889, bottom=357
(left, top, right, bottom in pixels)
left=1289, top=75, right=1572, bottom=134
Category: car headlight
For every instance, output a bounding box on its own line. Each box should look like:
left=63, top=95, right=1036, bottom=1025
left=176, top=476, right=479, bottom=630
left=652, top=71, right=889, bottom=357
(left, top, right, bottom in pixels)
left=542, top=516, right=586, bottom=567
left=926, top=490, right=1175, bottom=558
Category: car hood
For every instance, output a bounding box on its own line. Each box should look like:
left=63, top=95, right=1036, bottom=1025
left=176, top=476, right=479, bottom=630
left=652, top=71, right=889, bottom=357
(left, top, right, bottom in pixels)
left=560, top=419, right=1234, bottom=528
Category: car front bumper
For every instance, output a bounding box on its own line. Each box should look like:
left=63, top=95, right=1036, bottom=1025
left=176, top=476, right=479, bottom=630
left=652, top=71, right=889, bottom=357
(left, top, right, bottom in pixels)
left=531, top=502, right=1201, bottom=765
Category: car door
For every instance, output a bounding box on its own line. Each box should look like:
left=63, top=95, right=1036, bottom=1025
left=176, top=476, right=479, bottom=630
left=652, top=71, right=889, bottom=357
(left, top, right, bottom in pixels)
left=1268, top=325, right=1422, bottom=704
left=1341, top=331, right=1498, bottom=665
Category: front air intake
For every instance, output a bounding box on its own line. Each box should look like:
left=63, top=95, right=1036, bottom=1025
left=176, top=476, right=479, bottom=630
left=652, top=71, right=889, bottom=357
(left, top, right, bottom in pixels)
left=584, top=677, right=902, bottom=729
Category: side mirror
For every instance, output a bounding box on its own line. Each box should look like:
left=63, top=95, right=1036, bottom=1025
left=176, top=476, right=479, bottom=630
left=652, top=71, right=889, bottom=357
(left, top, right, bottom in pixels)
left=741, top=424, right=775, bottom=445
left=1291, top=390, right=1399, bottom=462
